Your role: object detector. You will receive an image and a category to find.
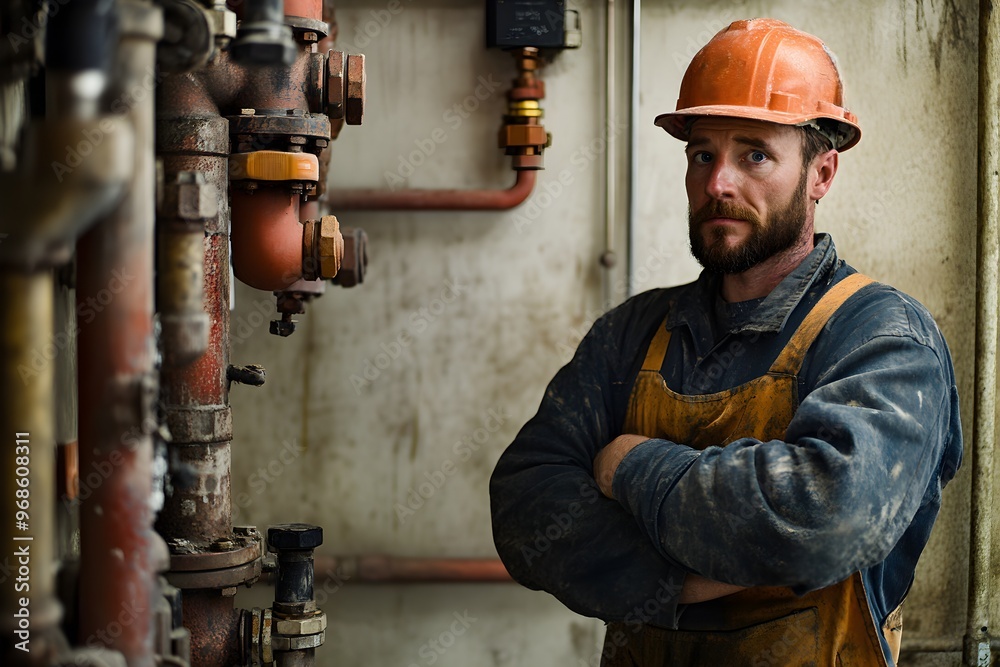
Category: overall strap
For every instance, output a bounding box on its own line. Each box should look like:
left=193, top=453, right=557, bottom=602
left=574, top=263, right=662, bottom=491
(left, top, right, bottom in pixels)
left=640, top=323, right=672, bottom=372
left=769, top=273, right=876, bottom=376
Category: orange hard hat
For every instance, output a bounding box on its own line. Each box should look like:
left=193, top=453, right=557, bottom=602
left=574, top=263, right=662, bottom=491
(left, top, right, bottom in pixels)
left=655, top=18, right=861, bottom=151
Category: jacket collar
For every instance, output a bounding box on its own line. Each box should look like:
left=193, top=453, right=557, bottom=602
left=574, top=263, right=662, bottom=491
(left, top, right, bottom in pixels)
left=664, top=233, right=842, bottom=339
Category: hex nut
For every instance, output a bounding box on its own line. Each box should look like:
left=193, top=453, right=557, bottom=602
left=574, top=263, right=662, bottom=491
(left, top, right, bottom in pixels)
left=333, top=227, right=367, bottom=288
left=272, top=631, right=325, bottom=652
left=326, top=51, right=346, bottom=120
left=205, top=5, right=237, bottom=41
left=267, top=524, right=324, bottom=551
left=274, top=612, right=327, bottom=636
left=318, top=215, right=344, bottom=280
left=345, top=54, right=365, bottom=125
left=159, top=172, right=218, bottom=221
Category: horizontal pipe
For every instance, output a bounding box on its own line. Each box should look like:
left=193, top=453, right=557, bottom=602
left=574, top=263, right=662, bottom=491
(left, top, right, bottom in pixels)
left=301, top=556, right=513, bottom=584
left=326, top=170, right=536, bottom=211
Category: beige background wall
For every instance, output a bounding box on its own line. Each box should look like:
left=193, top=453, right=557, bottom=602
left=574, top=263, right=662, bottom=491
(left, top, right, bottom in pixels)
left=232, top=1, right=981, bottom=664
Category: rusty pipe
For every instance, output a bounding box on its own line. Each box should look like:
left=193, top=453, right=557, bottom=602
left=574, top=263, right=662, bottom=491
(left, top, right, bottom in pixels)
left=231, top=187, right=344, bottom=291
left=76, top=2, right=166, bottom=664
left=326, top=170, right=536, bottom=211
left=308, top=556, right=513, bottom=584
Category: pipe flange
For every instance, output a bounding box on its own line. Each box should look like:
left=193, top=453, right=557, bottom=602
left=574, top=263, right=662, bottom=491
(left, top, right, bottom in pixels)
left=169, top=534, right=262, bottom=571
left=165, top=556, right=262, bottom=590
left=229, top=113, right=331, bottom=143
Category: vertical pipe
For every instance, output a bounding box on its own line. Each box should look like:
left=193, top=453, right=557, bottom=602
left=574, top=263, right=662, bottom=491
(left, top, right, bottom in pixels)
left=156, top=114, right=234, bottom=547
left=600, top=0, right=616, bottom=307
left=964, top=0, right=999, bottom=664
left=626, top=0, right=640, bottom=299
left=0, top=271, right=61, bottom=666
left=76, top=2, right=164, bottom=664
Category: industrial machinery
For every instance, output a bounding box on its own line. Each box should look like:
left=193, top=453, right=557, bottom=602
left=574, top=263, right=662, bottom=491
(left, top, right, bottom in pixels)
left=0, top=0, right=578, bottom=664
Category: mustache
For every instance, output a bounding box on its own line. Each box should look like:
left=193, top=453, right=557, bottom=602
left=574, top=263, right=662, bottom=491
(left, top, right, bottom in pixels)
left=690, top=200, right=761, bottom=227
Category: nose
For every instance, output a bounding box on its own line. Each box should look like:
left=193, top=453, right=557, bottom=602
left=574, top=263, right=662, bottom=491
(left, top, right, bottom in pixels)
left=705, top=158, right=737, bottom=200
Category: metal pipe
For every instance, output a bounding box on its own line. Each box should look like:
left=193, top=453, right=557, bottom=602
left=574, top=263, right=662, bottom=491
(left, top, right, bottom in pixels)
left=76, top=3, right=165, bottom=664
left=230, top=187, right=306, bottom=291
left=155, top=108, right=234, bottom=547
left=0, top=270, right=61, bottom=666
left=326, top=170, right=536, bottom=211
left=964, top=0, right=999, bottom=664
left=626, top=0, right=640, bottom=299
left=600, top=0, right=616, bottom=306
left=309, top=556, right=513, bottom=584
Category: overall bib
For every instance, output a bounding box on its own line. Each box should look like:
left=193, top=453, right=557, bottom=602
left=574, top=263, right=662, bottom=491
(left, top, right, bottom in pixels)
left=603, top=274, right=901, bottom=667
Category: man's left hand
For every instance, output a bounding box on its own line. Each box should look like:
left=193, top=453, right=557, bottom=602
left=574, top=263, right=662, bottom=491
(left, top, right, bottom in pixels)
left=594, top=434, right=650, bottom=499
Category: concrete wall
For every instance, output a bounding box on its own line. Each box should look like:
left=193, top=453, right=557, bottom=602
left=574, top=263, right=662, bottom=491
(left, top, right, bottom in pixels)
left=232, top=1, right=982, bottom=665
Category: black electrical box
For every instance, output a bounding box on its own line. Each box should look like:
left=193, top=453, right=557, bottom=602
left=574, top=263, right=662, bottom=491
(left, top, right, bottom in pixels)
left=487, top=0, right=570, bottom=49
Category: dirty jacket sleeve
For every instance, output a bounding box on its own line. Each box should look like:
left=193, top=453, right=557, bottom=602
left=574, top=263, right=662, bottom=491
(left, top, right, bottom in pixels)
left=610, top=287, right=963, bottom=593
left=490, top=294, right=688, bottom=624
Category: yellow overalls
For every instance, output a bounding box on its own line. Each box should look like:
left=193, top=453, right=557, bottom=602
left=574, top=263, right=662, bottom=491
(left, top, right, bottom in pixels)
left=603, top=274, right=902, bottom=666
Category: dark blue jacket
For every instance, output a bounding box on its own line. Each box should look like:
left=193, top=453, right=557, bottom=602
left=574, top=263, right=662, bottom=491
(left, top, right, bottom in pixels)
left=490, top=235, right=962, bottom=656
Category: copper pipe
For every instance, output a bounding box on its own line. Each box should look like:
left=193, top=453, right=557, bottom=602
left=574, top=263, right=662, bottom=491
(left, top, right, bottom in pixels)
left=309, top=556, right=513, bottom=584
left=76, top=2, right=164, bottom=663
left=326, top=170, right=536, bottom=211
left=231, top=187, right=306, bottom=291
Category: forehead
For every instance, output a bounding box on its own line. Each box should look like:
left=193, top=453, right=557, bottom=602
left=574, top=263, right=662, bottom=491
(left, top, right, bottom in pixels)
left=687, top=117, right=800, bottom=148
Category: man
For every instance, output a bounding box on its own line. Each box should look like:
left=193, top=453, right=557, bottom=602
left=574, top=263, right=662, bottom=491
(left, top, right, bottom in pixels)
left=490, top=18, right=962, bottom=666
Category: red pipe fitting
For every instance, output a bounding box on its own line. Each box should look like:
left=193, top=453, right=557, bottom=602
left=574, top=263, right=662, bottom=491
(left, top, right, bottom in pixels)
left=230, top=188, right=305, bottom=291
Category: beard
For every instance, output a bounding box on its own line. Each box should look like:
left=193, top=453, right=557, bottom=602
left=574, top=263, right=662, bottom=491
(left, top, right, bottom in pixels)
left=688, top=171, right=808, bottom=275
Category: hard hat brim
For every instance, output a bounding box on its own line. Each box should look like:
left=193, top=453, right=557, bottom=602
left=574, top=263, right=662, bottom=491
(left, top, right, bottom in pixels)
left=654, top=105, right=861, bottom=152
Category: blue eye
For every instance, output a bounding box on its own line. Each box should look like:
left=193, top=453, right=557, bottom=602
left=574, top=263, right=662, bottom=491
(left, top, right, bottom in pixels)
left=748, top=151, right=768, bottom=163
left=692, top=152, right=712, bottom=164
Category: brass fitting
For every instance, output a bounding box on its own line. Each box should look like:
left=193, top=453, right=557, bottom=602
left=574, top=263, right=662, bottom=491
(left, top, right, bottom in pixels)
left=302, top=215, right=344, bottom=281
left=326, top=51, right=366, bottom=126
left=499, top=47, right=550, bottom=170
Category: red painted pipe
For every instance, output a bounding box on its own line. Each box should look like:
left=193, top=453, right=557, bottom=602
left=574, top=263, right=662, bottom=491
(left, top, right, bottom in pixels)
left=309, top=556, right=513, bottom=584
left=231, top=187, right=305, bottom=291
left=326, top=170, right=536, bottom=211
left=76, top=8, right=162, bottom=663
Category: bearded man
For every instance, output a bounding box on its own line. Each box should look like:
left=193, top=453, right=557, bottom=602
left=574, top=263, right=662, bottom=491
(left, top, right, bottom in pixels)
left=490, top=18, right=962, bottom=667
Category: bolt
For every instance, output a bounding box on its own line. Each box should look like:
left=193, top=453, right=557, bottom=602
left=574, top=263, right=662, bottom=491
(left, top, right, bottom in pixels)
left=267, top=524, right=323, bottom=551
left=326, top=50, right=346, bottom=120
left=211, top=538, right=235, bottom=552
left=345, top=53, right=366, bottom=125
